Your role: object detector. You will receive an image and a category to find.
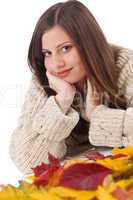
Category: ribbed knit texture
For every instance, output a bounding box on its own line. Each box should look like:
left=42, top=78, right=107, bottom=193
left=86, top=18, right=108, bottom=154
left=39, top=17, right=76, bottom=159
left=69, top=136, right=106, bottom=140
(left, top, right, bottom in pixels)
left=9, top=47, right=133, bottom=174
left=89, top=48, right=133, bottom=147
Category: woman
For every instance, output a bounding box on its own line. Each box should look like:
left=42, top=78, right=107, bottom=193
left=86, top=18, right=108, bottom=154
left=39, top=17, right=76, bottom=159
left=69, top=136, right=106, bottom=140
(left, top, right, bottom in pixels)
left=9, top=0, right=133, bottom=174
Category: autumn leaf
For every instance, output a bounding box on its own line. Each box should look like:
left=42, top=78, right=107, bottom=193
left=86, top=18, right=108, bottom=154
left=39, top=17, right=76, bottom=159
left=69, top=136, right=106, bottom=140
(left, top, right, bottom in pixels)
left=29, top=187, right=61, bottom=200
left=96, top=157, right=131, bottom=171
left=32, top=153, right=61, bottom=177
left=112, top=187, right=133, bottom=200
left=32, top=162, right=49, bottom=177
left=105, top=154, right=127, bottom=160
left=112, top=146, right=133, bottom=156
left=84, top=149, right=126, bottom=161
left=50, top=186, right=96, bottom=200
left=47, top=168, right=64, bottom=187
left=116, top=178, right=133, bottom=190
left=84, top=149, right=105, bottom=160
left=0, top=184, right=26, bottom=200
left=48, top=153, right=61, bottom=168
left=18, top=181, right=37, bottom=196
left=58, top=163, right=112, bottom=190
left=96, top=186, right=116, bottom=200
left=33, top=166, right=62, bottom=187
left=1, top=146, right=133, bottom=200
left=32, top=153, right=62, bottom=187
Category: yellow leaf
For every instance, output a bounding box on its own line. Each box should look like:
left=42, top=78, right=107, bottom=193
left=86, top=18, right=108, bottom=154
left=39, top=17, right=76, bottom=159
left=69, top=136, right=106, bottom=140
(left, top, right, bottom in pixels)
left=18, top=181, right=38, bottom=195
left=0, top=184, right=25, bottom=200
left=116, top=177, right=133, bottom=189
left=50, top=186, right=96, bottom=200
left=96, top=186, right=117, bottom=200
left=96, top=157, right=132, bottom=172
left=30, top=188, right=61, bottom=200
left=112, top=146, right=133, bottom=156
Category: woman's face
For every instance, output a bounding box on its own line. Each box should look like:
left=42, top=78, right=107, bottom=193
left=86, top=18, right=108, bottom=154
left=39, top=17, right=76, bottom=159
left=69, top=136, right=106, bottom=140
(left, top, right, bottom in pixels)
left=42, top=25, right=87, bottom=84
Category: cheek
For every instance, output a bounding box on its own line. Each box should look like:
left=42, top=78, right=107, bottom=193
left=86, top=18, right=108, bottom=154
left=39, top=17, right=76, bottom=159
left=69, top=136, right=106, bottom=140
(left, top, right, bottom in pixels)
left=44, top=60, right=56, bottom=76
left=74, top=63, right=87, bottom=78
left=44, top=59, right=52, bottom=71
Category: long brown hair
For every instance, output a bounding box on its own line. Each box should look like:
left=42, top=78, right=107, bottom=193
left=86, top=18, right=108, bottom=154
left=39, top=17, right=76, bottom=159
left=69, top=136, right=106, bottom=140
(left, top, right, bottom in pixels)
left=28, top=0, right=127, bottom=109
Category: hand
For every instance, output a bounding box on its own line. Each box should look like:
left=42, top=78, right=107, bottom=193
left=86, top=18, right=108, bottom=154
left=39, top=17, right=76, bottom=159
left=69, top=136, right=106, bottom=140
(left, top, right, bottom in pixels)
left=46, top=71, right=76, bottom=100
left=46, top=71, right=76, bottom=113
left=85, top=79, right=100, bottom=119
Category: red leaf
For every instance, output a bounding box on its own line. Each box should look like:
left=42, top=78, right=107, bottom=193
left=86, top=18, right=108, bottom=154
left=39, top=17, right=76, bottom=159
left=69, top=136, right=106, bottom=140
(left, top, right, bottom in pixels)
left=58, top=163, right=112, bottom=190
left=48, top=153, right=61, bottom=168
left=84, top=150, right=127, bottom=161
left=112, top=187, right=133, bottom=200
left=34, top=166, right=59, bottom=187
left=84, top=149, right=105, bottom=160
left=32, top=153, right=61, bottom=187
left=32, top=162, right=49, bottom=177
left=32, top=153, right=61, bottom=177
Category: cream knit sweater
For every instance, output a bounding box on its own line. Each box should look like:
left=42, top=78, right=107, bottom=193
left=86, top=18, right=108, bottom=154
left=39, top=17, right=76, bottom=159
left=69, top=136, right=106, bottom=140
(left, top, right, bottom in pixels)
left=9, top=47, right=133, bottom=174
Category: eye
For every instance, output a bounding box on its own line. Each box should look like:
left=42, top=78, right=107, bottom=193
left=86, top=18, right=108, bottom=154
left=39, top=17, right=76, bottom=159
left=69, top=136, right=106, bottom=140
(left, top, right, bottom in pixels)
left=62, top=45, right=72, bottom=53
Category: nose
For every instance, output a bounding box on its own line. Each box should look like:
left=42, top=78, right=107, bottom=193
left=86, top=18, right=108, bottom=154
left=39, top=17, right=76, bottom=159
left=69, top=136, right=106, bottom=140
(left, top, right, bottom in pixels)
left=52, top=54, right=65, bottom=69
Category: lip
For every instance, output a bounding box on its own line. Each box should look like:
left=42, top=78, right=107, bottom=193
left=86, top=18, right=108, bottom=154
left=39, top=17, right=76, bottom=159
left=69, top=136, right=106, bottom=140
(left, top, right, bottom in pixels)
left=57, top=68, right=72, bottom=77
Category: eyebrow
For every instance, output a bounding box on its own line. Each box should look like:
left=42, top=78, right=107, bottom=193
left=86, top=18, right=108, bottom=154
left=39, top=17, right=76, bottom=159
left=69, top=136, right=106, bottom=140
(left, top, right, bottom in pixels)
left=42, top=41, right=73, bottom=52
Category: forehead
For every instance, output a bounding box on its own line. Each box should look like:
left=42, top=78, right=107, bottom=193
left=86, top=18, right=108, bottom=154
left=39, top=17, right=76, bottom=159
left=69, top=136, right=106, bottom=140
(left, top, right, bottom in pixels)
left=42, top=25, right=73, bottom=49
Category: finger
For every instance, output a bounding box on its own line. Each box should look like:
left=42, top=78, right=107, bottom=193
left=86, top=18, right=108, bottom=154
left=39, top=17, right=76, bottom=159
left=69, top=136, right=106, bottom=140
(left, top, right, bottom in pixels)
left=46, top=71, right=53, bottom=83
left=46, top=71, right=55, bottom=85
left=46, top=71, right=50, bottom=77
left=46, top=70, right=52, bottom=77
left=49, top=82, right=53, bottom=88
left=48, top=80, right=53, bottom=89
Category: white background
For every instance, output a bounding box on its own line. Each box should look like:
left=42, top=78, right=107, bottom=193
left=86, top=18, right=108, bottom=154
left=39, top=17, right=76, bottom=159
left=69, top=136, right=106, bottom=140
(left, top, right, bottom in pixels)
left=0, top=0, right=133, bottom=185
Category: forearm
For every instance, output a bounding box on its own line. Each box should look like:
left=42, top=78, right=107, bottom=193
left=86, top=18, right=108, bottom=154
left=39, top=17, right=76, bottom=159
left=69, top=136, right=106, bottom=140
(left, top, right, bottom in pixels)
left=89, top=105, right=126, bottom=147
left=9, top=96, right=79, bottom=174
left=10, top=135, right=67, bottom=174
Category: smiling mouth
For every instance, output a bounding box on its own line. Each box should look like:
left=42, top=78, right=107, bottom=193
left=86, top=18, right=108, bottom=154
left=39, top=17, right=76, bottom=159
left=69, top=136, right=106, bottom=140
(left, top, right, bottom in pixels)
left=57, top=68, right=73, bottom=77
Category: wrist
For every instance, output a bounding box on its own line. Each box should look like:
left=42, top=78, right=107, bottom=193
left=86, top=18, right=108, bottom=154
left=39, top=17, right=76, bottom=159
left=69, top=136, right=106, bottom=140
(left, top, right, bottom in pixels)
left=54, top=95, right=73, bottom=113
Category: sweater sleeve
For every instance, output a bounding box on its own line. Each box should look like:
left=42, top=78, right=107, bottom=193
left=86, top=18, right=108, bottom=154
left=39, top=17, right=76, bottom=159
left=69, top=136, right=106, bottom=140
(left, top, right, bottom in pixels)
left=89, top=51, right=133, bottom=147
left=9, top=75, right=79, bottom=174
